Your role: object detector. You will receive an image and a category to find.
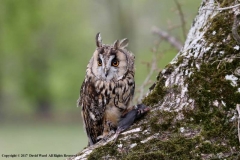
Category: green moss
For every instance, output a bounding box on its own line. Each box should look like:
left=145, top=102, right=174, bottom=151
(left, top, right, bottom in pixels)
left=149, top=110, right=177, bottom=132
left=204, top=10, right=236, bottom=56
left=175, top=55, right=184, bottom=66
left=124, top=151, right=165, bottom=160
left=198, top=140, right=229, bottom=154
left=124, top=136, right=202, bottom=160
left=142, top=73, right=166, bottom=106
left=164, top=63, right=175, bottom=74
left=185, top=57, right=240, bottom=151
left=87, top=144, right=119, bottom=160
left=183, top=7, right=240, bottom=156
left=188, top=63, right=240, bottom=106
left=219, top=0, right=235, bottom=7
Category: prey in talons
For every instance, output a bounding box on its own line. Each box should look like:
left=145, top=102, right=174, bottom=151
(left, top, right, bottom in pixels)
left=112, top=104, right=150, bottom=144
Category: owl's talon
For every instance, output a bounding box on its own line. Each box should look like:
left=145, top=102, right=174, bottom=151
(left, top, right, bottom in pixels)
left=109, top=130, right=116, bottom=135
left=97, top=129, right=116, bottom=143
left=102, top=136, right=108, bottom=142
left=96, top=135, right=104, bottom=141
left=97, top=136, right=108, bottom=143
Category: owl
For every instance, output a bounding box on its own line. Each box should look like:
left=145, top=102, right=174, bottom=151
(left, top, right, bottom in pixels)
left=78, top=33, right=135, bottom=146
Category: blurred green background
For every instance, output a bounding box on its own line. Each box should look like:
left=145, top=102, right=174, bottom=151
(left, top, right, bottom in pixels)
left=0, top=0, right=200, bottom=159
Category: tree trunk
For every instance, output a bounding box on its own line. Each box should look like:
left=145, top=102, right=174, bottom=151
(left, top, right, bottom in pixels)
left=68, top=0, right=240, bottom=159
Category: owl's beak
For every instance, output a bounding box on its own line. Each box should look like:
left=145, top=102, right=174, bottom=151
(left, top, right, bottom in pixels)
left=104, top=68, right=109, bottom=77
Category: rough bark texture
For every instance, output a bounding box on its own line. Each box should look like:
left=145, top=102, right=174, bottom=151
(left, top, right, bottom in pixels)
left=68, top=0, right=240, bottom=159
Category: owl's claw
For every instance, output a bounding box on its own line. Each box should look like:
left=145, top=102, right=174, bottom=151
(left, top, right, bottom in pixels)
left=96, top=135, right=104, bottom=141
left=97, top=129, right=116, bottom=142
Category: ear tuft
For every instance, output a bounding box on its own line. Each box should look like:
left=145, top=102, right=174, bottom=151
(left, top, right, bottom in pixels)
left=96, top=32, right=102, bottom=47
left=113, top=40, right=119, bottom=50
left=119, top=38, right=129, bottom=49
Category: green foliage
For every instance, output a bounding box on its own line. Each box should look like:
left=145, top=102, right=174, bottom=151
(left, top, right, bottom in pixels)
left=0, top=0, right=200, bottom=119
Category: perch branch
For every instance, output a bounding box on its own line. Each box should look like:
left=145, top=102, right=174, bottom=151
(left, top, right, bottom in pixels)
left=152, top=26, right=183, bottom=50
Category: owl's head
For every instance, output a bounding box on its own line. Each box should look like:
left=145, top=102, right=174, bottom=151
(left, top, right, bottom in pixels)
left=89, top=33, right=134, bottom=81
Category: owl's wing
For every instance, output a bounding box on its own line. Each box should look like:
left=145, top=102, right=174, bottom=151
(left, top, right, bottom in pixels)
left=78, top=79, right=105, bottom=146
left=122, top=71, right=135, bottom=107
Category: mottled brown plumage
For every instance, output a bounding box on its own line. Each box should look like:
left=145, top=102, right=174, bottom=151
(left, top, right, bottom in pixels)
left=78, top=33, right=135, bottom=146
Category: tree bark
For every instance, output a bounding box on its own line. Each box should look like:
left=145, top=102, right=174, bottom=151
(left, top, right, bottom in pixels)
left=68, top=0, right=240, bottom=159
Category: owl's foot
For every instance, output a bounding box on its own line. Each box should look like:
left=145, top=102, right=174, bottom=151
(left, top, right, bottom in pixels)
left=97, top=130, right=115, bottom=142
left=96, top=135, right=104, bottom=141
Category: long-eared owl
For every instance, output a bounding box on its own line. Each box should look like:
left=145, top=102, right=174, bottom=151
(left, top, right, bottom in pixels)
left=78, top=33, right=135, bottom=146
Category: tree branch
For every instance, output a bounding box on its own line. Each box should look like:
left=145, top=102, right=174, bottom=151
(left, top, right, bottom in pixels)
left=137, top=56, right=156, bottom=103
left=152, top=26, right=183, bottom=50
left=204, top=3, right=240, bottom=11
left=174, top=0, right=187, bottom=40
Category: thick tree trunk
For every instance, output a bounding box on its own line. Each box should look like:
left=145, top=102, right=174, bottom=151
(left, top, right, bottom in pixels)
left=68, top=0, right=240, bottom=159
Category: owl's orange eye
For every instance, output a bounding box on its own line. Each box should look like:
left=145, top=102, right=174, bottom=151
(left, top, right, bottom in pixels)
left=98, top=58, right=102, bottom=66
left=112, top=58, right=119, bottom=67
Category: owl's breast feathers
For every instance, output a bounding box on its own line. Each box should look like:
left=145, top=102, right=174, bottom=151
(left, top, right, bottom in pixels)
left=79, top=70, right=134, bottom=145
left=82, top=70, right=134, bottom=109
